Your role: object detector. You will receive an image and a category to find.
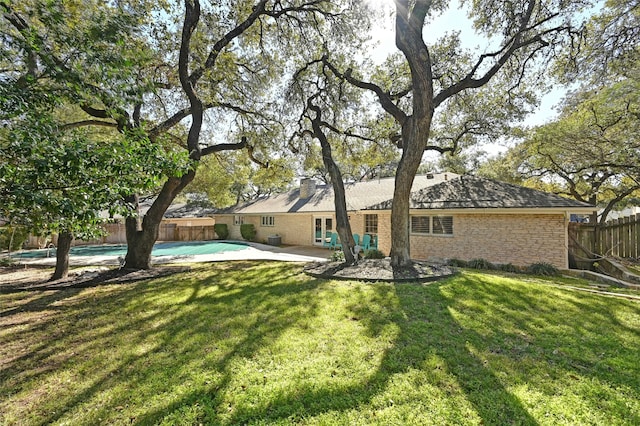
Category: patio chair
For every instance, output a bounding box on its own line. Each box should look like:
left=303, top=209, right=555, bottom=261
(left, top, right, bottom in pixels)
left=361, top=234, right=371, bottom=250
left=352, top=233, right=360, bottom=246
left=322, top=232, right=332, bottom=248
left=328, top=233, right=342, bottom=250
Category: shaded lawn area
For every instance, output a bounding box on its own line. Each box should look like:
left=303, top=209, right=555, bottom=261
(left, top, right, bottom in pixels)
left=1, top=262, right=639, bottom=425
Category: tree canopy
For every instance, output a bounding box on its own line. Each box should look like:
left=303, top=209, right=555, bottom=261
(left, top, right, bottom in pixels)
left=514, top=77, right=640, bottom=223
left=316, top=0, right=588, bottom=265
left=3, top=0, right=636, bottom=269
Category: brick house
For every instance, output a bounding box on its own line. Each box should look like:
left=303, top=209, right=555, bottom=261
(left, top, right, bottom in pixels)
left=214, top=174, right=594, bottom=268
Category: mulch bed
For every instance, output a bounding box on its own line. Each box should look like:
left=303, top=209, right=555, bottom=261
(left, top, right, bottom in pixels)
left=0, top=266, right=190, bottom=293
left=304, top=258, right=455, bottom=282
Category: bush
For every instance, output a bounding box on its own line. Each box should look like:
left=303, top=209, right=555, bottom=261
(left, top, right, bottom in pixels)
left=240, top=223, right=256, bottom=241
left=330, top=250, right=345, bottom=262
left=447, top=258, right=468, bottom=267
left=526, top=262, right=559, bottom=276
left=214, top=223, right=229, bottom=240
left=0, top=257, right=16, bottom=267
left=467, top=258, right=495, bottom=270
left=0, top=226, right=29, bottom=252
left=364, top=249, right=385, bottom=259
left=499, top=263, right=520, bottom=273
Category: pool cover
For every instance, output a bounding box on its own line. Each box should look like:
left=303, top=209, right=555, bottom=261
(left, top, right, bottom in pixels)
left=12, top=241, right=250, bottom=259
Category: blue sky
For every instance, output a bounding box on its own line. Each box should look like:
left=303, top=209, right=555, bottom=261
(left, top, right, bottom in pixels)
left=364, top=2, right=568, bottom=128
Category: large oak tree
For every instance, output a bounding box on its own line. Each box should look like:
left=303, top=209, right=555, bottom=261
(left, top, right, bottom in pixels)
left=322, top=0, right=586, bottom=266
left=2, top=0, right=352, bottom=269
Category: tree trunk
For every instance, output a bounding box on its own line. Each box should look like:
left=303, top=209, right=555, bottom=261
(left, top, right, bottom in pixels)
left=389, top=118, right=431, bottom=267
left=51, top=230, right=73, bottom=281
left=123, top=172, right=195, bottom=269
left=123, top=1, right=245, bottom=269
left=309, top=102, right=356, bottom=264
left=388, top=1, right=435, bottom=267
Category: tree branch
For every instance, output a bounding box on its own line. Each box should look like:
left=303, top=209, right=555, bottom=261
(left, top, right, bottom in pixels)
left=59, top=120, right=118, bottom=131
left=321, top=56, right=408, bottom=124
left=200, top=137, right=248, bottom=157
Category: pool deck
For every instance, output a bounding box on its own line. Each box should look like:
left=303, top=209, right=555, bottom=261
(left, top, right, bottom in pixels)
left=9, top=242, right=332, bottom=267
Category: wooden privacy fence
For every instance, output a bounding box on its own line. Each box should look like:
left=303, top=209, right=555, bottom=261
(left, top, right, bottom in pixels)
left=102, top=223, right=217, bottom=243
left=24, top=223, right=218, bottom=249
left=569, top=214, right=640, bottom=266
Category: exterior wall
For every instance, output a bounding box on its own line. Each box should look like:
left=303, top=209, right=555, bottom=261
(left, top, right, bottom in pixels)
left=216, top=213, right=318, bottom=245
left=259, top=214, right=315, bottom=245
left=217, top=212, right=387, bottom=248
left=213, top=215, right=237, bottom=238
left=349, top=212, right=390, bottom=254
left=349, top=213, right=364, bottom=239
left=217, top=211, right=569, bottom=268
left=374, top=212, right=392, bottom=255
left=410, top=213, right=568, bottom=268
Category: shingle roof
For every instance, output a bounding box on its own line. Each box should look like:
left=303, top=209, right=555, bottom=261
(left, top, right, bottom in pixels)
left=367, top=175, right=594, bottom=210
left=223, top=174, right=456, bottom=214
left=223, top=174, right=594, bottom=215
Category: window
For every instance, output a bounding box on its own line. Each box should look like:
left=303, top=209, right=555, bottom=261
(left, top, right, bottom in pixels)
left=261, top=216, right=275, bottom=227
left=411, top=216, right=430, bottom=234
left=365, top=214, right=378, bottom=235
left=432, top=216, right=453, bottom=235
left=233, top=215, right=244, bottom=226
left=410, top=215, right=453, bottom=235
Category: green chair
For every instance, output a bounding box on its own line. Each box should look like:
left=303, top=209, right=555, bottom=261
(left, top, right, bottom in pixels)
left=322, top=233, right=332, bottom=248
left=361, top=234, right=371, bottom=250
left=353, top=234, right=360, bottom=246
left=328, top=233, right=342, bottom=250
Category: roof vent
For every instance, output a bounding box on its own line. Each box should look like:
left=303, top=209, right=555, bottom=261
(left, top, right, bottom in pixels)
left=299, top=178, right=316, bottom=199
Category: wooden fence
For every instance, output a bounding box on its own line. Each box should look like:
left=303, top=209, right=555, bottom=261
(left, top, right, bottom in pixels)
left=24, top=223, right=218, bottom=248
left=99, top=223, right=180, bottom=244
left=101, top=223, right=217, bottom=243
left=568, top=214, right=640, bottom=268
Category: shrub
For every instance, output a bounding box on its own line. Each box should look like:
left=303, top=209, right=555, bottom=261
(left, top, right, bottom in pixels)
left=0, top=226, right=29, bottom=252
left=467, top=258, right=495, bottom=270
left=364, top=249, right=385, bottom=259
left=499, top=263, right=520, bottom=273
left=213, top=223, right=229, bottom=240
left=0, top=257, right=16, bottom=267
left=447, top=258, right=468, bottom=267
left=330, top=250, right=345, bottom=262
left=526, top=262, right=559, bottom=276
left=240, top=223, right=256, bottom=241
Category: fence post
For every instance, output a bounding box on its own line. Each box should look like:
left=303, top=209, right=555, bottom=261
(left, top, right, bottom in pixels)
left=622, top=216, right=630, bottom=258
left=636, top=214, right=640, bottom=259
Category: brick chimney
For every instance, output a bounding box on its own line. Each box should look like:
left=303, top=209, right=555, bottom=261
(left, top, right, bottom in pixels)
left=299, top=178, right=316, bottom=199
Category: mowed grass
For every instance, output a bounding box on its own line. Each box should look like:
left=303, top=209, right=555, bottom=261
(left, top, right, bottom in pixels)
left=1, top=262, right=639, bottom=425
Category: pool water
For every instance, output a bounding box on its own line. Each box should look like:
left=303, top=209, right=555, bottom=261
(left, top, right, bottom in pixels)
left=12, top=241, right=250, bottom=259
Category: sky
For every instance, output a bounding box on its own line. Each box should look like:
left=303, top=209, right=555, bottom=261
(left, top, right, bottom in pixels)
left=362, top=1, right=569, bottom=130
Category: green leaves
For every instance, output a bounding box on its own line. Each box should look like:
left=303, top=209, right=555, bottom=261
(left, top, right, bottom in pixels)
left=513, top=77, right=640, bottom=220
left=0, top=96, right=181, bottom=237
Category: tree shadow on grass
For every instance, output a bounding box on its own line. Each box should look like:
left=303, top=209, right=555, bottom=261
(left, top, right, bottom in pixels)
left=0, top=262, right=322, bottom=425
left=461, top=273, right=640, bottom=423
left=221, top=272, right=639, bottom=425
left=0, top=287, right=83, bottom=319
left=3, top=265, right=638, bottom=425
left=221, top=277, right=538, bottom=425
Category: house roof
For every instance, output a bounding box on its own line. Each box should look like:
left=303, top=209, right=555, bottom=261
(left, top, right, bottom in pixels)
left=221, top=174, right=594, bottom=215
left=163, top=203, right=217, bottom=218
left=367, top=175, right=594, bottom=210
left=222, top=173, right=456, bottom=214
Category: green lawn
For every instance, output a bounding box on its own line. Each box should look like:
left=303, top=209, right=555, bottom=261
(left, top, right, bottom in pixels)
left=1, top=262, right=639, bottom=425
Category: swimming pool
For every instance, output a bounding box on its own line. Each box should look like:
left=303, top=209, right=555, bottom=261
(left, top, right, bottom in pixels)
left=12, top=241, right=250, bottom=259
